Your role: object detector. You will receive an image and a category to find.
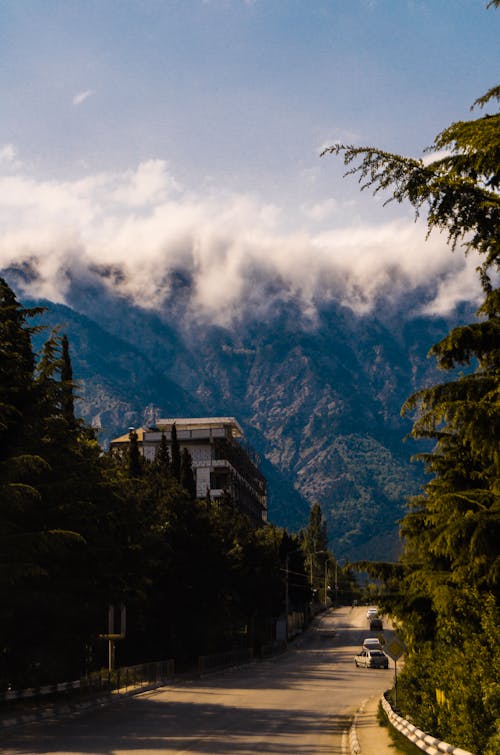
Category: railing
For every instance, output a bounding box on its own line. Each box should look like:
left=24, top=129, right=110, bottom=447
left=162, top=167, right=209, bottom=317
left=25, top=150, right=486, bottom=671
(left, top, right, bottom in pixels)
left=381, top=691, right=474, bottom=755
left=1, top=660, right=175, bottom=704
left=198, top=648, right=253, bottom=674
left=84, top=660, right=175, bottom=696
left=260, top=640, right=287, bottom=658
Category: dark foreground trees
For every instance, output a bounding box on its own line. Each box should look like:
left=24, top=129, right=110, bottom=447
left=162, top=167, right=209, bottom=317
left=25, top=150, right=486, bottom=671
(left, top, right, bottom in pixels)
left=0, top=278, right=301, bottom=686
left=323, top=5, right=499, bottom=751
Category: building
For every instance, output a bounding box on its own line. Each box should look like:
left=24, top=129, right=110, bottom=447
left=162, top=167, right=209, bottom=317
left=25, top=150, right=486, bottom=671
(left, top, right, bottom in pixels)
left=110, top=417, right=267, bottom=524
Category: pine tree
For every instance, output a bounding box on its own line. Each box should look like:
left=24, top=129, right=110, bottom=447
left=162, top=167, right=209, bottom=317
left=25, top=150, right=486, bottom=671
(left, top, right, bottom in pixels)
left=324, top=16, right=500, bottom=748
left=60, top=334, right=75, bottom=427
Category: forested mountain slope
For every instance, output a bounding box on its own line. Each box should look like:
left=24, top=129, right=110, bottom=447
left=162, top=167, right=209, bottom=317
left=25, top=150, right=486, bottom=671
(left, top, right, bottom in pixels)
left=19, top=276, right=468, bottom=561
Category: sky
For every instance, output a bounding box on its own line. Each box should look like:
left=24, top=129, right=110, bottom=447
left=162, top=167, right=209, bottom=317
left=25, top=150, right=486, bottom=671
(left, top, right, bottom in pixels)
left=0, top=0, right=498, bottom=324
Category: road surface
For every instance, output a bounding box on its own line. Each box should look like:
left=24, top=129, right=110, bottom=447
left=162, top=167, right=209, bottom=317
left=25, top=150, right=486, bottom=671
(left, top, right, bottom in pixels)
left=1, top=606, right=394, bottom=755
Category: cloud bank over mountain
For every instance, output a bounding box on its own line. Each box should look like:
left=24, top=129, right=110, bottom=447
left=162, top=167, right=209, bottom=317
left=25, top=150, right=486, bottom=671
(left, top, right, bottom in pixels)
left=0, top=155, right=482, bottom=325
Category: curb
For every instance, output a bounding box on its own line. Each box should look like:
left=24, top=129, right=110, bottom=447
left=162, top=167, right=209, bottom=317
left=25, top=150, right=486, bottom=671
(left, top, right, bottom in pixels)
left=0, top=681, right=166, bottom=729
left=348, top=698, right=366, bottom=754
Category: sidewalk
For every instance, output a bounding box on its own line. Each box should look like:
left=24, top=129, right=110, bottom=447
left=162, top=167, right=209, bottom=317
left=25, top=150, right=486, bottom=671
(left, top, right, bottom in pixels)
left=350, top=694, right=402, bottom=754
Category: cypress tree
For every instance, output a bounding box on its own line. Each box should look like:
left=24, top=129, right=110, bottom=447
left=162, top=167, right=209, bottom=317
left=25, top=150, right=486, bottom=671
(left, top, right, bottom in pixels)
left=0, top=277, right=42, bottom=461
left=128, top=428, right=143, bottom=478
left=170, top=422, right=181, bottom=482
left=60, top=334, right=75, bottom=426
left=155, top=432, right=170, bottom=475
left=0, top=278, right=46, bottom=570
left=180, top=447, right=196, bottom=499
left=301, top=502, right=329, bottom=598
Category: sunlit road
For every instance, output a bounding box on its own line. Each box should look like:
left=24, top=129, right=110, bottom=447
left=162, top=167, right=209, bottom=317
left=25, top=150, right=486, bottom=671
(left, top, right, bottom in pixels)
left=1, top=607, right=394, bottom=755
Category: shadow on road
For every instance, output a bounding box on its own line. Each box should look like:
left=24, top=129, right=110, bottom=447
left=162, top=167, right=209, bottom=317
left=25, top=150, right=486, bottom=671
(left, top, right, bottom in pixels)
left=1, top=608, right=391, bottom=754
left=2, top=696, right=348, bottom=754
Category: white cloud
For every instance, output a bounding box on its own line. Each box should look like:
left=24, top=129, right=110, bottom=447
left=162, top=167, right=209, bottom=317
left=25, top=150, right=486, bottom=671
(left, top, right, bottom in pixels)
left=301, top=197, right=355, bottom=221
left=108, top=160, right=179, bottom=207
left=0, top=144, right=17, bottom=164
left=318, top=128, right=359, bottom=155
left=421, top=148, right=453, bottom=166
left=72, top=89, right=94, bottom=106
left=0, top=159, right=483, bottom=325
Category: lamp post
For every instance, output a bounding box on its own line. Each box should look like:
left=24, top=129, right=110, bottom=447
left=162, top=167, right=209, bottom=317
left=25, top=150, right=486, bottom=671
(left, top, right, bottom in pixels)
left=310, top=550, right=331, bottom=607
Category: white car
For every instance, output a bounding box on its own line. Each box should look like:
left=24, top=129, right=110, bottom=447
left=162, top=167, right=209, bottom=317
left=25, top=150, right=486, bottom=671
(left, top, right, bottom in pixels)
left=366, top=607, right=378, bottom=620
left=354, top=648, right=389, bottom=669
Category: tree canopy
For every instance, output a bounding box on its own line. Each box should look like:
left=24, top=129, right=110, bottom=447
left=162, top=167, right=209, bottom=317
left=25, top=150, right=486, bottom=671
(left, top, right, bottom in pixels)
left=323, top=5, right=499, bottom=750
left=0, top=281, right=309, bottom=687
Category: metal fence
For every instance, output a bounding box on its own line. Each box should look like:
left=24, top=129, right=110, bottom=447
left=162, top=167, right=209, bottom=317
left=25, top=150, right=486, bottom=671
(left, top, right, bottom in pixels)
left=198, top=648, right=254, bottom=674
left=381, top=691, right=473, bottom=755
left=1, top=659, right=175, bottom=705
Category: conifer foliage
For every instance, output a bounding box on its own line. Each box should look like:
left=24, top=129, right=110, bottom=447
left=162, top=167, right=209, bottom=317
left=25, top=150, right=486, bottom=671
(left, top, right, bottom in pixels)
left=324, top=5, right=499, bottom=750
left=0, top=281, right=296, bottom=688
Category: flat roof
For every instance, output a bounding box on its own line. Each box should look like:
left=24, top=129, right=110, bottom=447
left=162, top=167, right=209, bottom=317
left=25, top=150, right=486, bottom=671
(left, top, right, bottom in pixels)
left=155, top=417, right=244, bottom=437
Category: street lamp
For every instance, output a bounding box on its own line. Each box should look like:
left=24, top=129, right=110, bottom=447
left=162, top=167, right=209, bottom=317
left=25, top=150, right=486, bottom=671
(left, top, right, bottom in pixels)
left=310, top=550, right=331, bottom=607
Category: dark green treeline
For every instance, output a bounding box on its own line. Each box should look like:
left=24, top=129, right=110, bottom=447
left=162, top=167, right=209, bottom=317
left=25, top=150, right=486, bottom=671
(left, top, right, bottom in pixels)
left=0, top=279, right=320, bottom=687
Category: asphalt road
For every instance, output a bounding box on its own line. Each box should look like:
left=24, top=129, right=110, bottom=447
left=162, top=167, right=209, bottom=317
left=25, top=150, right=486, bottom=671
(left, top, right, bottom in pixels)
left=1, top=606, right=395, bottom=755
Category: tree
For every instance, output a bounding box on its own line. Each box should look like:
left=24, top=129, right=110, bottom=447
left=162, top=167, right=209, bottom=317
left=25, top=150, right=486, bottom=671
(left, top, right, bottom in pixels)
left=323, top=6, right=499, bottom=749
left=180, top=447, right=196, bottom=498
left=155, top=432, right=170, bottom=475
left=301, top=502, right=329, bottom=600
left=60, top=334, right=75, bottom=426
left=0, top=277, right=43, bottom=461
left=170, top=422, right=181, bottom=482
left=0, top=285, right=109, bottom=685
left=128, top=428, right=143, bottom=478
left=0, top=278, right=301, bottom=682
left=0, top=281, right=51, bottom=685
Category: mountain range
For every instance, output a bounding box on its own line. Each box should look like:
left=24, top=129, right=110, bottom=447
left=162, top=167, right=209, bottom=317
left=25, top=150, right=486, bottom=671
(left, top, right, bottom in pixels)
left=7, top=266, right=471, bottom=562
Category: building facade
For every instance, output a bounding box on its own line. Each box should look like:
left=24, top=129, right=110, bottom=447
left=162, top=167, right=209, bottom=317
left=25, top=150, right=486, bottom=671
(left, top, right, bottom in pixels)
left=110, top=417, right=267, bottom=525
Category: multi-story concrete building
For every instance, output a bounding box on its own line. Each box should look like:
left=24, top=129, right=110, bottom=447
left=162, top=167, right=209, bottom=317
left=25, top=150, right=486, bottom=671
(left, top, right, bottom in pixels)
left=110, top=417, right=267, bottom=525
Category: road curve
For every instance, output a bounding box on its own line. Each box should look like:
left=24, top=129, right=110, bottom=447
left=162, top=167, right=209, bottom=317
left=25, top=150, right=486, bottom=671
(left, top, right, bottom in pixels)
left=1, top=606, right=394, bottom=755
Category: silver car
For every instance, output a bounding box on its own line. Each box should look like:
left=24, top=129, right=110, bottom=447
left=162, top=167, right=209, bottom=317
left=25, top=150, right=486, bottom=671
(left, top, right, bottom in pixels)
left=354, top=648, right=389, bottom=669
left=362, top=638, right=382, bottom=651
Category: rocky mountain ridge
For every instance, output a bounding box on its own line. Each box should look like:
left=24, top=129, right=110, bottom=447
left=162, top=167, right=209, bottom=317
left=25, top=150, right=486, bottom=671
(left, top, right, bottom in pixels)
left=18, top=274, right=471, bottom=562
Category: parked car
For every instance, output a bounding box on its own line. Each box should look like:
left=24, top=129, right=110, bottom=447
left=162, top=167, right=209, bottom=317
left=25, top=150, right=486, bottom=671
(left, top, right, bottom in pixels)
left=354, top=648, right=389, bottom=669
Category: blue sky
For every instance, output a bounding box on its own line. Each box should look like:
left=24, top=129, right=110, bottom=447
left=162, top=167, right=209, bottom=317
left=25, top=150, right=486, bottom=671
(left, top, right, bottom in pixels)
left=0, top=1, right=498, bottom=323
